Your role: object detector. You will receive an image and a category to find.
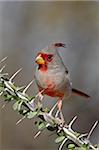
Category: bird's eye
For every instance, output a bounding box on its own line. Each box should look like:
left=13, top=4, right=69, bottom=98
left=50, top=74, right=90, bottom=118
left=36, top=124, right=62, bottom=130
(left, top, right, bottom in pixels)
left=47, top=55, right=53, bottom=61
left=66, top=70, right=68, bottom=74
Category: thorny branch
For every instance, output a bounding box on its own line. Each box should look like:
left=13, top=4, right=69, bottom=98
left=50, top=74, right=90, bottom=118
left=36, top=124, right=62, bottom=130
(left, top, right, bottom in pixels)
left=0, top=57, right=99, bottom=150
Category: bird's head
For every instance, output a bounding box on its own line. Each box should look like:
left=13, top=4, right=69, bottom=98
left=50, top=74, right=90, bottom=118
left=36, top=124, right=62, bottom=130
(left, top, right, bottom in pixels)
left=35, top=43, right=66, bottom=71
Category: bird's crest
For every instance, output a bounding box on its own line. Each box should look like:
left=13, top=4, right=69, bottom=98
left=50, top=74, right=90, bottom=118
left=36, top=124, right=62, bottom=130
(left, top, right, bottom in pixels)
left=53, top=43, right=66, bottom=48
left=41, top=43, right=66, bottom=54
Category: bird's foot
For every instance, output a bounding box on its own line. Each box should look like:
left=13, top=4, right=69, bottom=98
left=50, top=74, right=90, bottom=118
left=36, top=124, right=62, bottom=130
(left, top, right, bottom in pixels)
left=35, top=90, right=44, bottom=108
left=49, top=101, right=58, bottom=116
left=57, top=99, right=65, bottom=125
left=39, top=93, right=43, bottom=102
left=37, top=90, right=44, bottom=102
left=59, top=110, right=65, bottom=125
left=55, top=109, right=65, bottom=127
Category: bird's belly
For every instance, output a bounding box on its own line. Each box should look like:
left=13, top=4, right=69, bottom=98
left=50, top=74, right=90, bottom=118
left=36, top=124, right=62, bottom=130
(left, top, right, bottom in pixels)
left=38, top=79, right=71, bottom=98
left=44, top=88, right=64, bottom=98
left=38, top=79, right=63, bottom=97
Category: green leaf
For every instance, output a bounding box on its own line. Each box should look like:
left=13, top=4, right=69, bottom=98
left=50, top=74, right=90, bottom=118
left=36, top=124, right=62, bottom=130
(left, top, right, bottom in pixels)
left=44, top=107, right=50, bottom=113
left=55, top=136, right=65, bottom=143
left=83, top=144, right=89, bottom=149
left=38, top=122, right=46, bottom=130
left=13, top=101, right=19, bottom=110
left=68, top=144, right=75, bottom=149
left=27, top=111, right=37, bottom=119
left=4, top=94, right=13, bottom=101
left=12, top=101, right=23, bottom=111
left=17, top=101, right=23, bottom=111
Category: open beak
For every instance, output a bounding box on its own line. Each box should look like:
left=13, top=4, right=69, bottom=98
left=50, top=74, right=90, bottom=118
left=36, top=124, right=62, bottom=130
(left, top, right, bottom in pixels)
left=35, top=54, right=45, bottom=64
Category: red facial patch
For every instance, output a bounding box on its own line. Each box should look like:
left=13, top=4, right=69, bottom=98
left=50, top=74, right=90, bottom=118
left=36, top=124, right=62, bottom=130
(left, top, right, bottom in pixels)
left=37, top=52, right=53, bottom=62
left=37, top=52, right=53, bottom=72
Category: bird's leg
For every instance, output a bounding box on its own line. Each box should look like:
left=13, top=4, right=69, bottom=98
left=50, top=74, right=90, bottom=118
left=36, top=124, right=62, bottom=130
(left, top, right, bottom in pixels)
left=38, top=91, right=44, bottom=102
left=36, top=90, right=44, bottom=108
left=38, top=92, right=43, bottom=109
left=35, top=89, right=44, bottom=102
left=55, top=109, right=60, bottom=118
left=57, top=99, right=65, bottom=124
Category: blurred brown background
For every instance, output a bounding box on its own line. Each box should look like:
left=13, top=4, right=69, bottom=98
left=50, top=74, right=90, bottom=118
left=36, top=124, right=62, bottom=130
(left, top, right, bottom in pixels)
left=0, top=1, right=99, bottom=150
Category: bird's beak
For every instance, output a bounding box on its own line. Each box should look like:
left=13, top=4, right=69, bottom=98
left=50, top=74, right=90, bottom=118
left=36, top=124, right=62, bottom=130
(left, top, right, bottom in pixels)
left=35, top=54, right=45, bottom=64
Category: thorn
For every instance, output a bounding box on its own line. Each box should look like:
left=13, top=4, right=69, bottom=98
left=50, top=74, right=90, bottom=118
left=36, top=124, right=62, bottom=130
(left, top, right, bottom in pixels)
left=67, top=116, right=77, bottom=134
left=0, top=91, right=3, bottom=96
left=34, top=131, right=42, bottom=139
left=33, top=90, right=44, bottom=102
left=0, top=65, right=5, bottom=73
left=23, top=80, right=35, bottom=94
left=35, top=90, right=44, bottom=99
left=16, top=86, right=25, bottom=91
left=10, top=68, right=22, bottom=81
left=0, top=101, right=9, bottom=111
left=59, top=138, right=67, bottom=150
left=0, top=57, right=7, bottom=64
left=16, top=116, right=26, bottom=125
left=68, top=116, right=77, bottom=129
left=78, top=133, right=88, bottom=139
left=1, top=104, right=6, bottom=110
left=90, top=144, right=98, bottom=150
left=87, top=120, right=98, bottom=140
left=0, top=73, right=8, bottom=77
left=49, top=101, right=58, bottom=116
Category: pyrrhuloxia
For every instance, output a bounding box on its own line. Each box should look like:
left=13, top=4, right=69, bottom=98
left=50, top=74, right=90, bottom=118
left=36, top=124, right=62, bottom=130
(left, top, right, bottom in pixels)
left=34, top=43, right=90, bottom=121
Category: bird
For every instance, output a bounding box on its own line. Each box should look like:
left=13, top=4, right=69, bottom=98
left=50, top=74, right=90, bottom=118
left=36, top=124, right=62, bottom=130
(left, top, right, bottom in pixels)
left=34, top=42, right=90, bottom=122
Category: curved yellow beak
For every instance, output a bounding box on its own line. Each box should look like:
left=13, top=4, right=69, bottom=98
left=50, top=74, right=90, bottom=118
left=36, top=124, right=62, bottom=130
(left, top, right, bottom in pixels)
left=35, top=54, right=45, bottom=64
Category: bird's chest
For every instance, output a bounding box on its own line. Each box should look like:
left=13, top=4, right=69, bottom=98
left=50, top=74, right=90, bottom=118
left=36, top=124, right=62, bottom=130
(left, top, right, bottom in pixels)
left=36, top=69, right=57, bottom=89
left=35, top=68, right=71, bottom=98
left=36, top=69, right=65, bottom=97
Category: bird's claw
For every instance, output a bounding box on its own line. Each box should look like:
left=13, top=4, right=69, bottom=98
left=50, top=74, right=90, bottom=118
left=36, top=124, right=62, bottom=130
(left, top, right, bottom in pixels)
left=59, top=110, right=65, bottom=124
left=38, top=91, right=44, bottom=102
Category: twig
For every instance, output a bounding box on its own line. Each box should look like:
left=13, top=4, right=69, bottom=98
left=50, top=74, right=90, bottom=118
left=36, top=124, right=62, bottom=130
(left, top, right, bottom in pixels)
left=0, top=59, right=98, bottom=150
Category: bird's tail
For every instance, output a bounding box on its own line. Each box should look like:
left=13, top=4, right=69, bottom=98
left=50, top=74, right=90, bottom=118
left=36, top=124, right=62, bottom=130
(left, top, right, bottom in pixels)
left=72, top=88, right=90, bottom=98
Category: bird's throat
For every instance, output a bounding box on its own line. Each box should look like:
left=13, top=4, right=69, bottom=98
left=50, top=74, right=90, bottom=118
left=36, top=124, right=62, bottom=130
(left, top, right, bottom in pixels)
left=38, top=64, right=47, bottom=72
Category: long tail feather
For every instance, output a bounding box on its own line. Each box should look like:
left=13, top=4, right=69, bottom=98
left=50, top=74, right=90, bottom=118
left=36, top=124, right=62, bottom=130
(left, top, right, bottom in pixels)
left=72, top=88, right=90, bottom=98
